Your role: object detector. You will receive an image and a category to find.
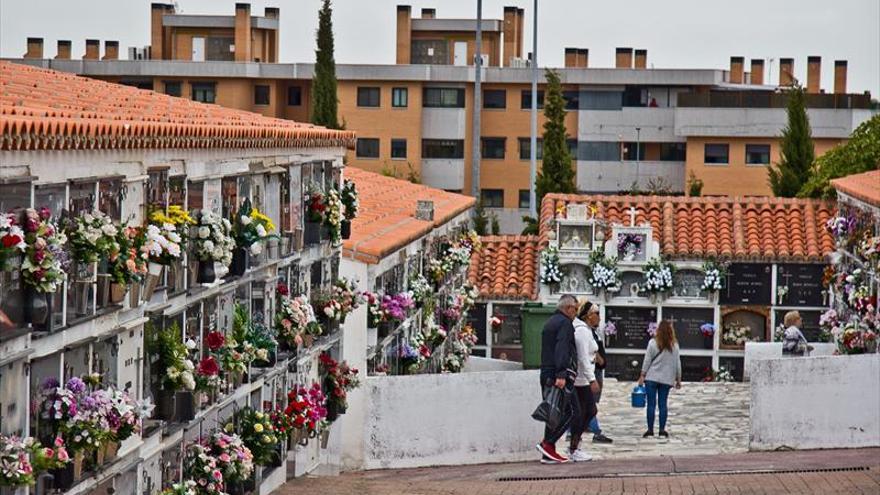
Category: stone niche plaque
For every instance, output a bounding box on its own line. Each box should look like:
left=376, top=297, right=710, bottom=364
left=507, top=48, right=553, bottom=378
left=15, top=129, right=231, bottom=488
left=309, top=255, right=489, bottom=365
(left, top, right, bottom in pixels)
left=605, top=306, right=656, bottom=349
left=619, top=271, right=645, bottom=298
left=604, top=353, right=644, bottom=381
left=774, top=309, right=823, bottom=342
left=776, top=264, right=827, bottom=307
left=672, top=269, right=708, bottom=299
left=663, top=307, right=715, bottom=349
left=681, top=356, right=712, bottom=382
left=560, top=263, right=592, bottom=294
left=721, top=263, right=772, bottom=305
left=721, top=307, right=769, bottom=347
left=718, top=357, right=745, bottom=382
left=558, top=223, right=595, bottom=252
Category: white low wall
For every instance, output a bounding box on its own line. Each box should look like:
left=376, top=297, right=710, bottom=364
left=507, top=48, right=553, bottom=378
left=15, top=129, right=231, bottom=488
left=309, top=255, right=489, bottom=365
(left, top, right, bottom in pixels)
left=463, top=356, right=524, bottom=372
left=364, top=370, right=542, bottom=469
left=743, top=342, right=837, bottom=381
left=750, top=354, right=880, bottom=451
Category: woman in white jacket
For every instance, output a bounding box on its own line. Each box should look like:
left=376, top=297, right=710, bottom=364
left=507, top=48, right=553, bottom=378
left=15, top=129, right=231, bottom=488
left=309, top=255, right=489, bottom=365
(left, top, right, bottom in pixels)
left=567, top=299, right=601, bottom=462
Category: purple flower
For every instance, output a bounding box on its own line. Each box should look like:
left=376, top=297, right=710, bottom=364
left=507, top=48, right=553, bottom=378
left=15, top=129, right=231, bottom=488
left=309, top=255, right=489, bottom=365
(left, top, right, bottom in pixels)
left=65, top=377, right=86, bottom=394
left=42, top=377, right=60, bottom=390
left=647, top=322, right=659, bottom=337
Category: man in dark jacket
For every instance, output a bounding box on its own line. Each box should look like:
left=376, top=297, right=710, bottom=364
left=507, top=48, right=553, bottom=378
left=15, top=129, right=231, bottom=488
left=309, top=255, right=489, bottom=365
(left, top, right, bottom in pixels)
left=536, top=294, right=579, bottom=464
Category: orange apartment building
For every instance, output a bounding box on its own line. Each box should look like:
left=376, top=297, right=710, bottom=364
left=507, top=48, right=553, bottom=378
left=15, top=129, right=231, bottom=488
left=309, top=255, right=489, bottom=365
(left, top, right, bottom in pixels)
left=11, top=3, right=876, bottom=232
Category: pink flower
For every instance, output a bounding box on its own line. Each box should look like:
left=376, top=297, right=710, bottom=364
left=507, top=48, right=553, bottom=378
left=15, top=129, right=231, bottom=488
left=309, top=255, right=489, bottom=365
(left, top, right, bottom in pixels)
left=45, top=448, right=55, bottom=458
left=218, top=453, right=230, bottom=462
left=54, top=437, right=64, bottom=448
left=212, top=469, right=222, bottom=481
left=57, top=448, right=69, bottom=462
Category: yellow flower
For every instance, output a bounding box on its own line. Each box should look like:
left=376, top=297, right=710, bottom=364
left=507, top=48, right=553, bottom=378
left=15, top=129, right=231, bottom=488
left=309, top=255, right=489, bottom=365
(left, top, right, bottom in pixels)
left=224, top=423, right=233, bottom=433
left=254, top=423, right=264, bottom=433
left=249, top=208, right=276, bottom=233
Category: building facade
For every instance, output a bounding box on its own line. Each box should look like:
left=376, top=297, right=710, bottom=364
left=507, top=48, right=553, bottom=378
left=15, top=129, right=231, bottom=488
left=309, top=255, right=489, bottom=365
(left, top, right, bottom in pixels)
left=10, top=3, right=877, bottom=233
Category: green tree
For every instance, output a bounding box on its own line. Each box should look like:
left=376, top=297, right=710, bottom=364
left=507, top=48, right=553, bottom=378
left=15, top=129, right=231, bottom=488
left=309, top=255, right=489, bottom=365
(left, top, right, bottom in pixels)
left=311, top=0, right=340, bottom=129
left=534, top=69, right=576, bottom=207
left=799, top=114, right=880, bottom=199
left=768, top=84, right=815, bottom=197
left=472, top=201, right=489, bottom=235
left=490, top=215, right=501, bottom=235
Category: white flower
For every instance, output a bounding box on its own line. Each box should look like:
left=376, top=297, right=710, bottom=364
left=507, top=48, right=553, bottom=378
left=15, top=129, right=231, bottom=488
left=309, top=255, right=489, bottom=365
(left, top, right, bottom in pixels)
left=256, top=224, right=267, bottom=237
left=185, top=339, right=197, bottom=350
left=181, top=371, right=196, bottom=391
left=202, top=240, right=215, bottom=252
left=240, top=215, right=252, bottom=226
left=198, top=227, right=210, bottom=239
left=249, top=242, right=263, bottom=256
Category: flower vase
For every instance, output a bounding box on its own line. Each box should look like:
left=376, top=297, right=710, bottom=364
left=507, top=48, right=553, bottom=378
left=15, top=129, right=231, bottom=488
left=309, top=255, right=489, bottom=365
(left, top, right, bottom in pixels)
left=341, top=220, right=352, bottom=240
left=128, top=282, right=141, bottom=308
left=155, top=389, right=175, bottom=421
left=703, top=335, right=714, bottom=350
left=320, top=429, right=330, bottom=449
left=867, top=339, right=878, bottom=354
left=231, top=372, right=244, bottom=389
left=175, top=391, right=195, bottom=422
left=104, top=441, right=118, bottom=462
left=22, top=284, right=48, bottom=326
left=304, top=221, right=321, bottom=246
left=326, top=401, right=339, bottom=423
left=268, top=237, right=280, bottom=259
left=51, top=462, right=75, bottom=490
left=603, top=290, right=612, bottom=303
left=377, top=321, right=394, bottom=339
left=650, top=293, right=660, bottom=305
left=96, top=274, right=111, bottom=307
left=228, top=248, right=248, bottom=277
left=73, top=451, right=84, bottom=481
left=96, top=444, right=105, bottom=466
left=708, top=292, right=719, bottom=304
left=320, top=224, right=331, bottom=242
left=143, top=262, right=164, bottom=301
left=293, top=228, right=304, bottom=251
left=367, top=327, right=378, bottom=348
left=280, top=233, right=291, bottom=256
left=109, top=282, right=127, bottom=304
left=197, top=259, right=216, bottom=284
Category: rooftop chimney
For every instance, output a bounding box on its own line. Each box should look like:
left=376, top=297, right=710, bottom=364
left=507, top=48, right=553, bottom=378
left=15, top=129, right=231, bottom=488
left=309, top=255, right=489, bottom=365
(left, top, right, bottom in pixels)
left=102, top=40, right=119, bottom=60
left=564, top=48, right=577, bottom=68
left=421, top=8, right=435, bottom=18
left=750, top=59, right=764, bottom=85
left=234, top=3, right=252, bottom=62
left=24, top=37, right=43, bottom=59
left=264, top=7, right=279, bottom=18
left=516, top=9, right=524, bottom=59
left=84, top=39, right=100, bottom=60
left=615, top=47, right=633, bottom=69
left=834, top=60, right=847, bottom=95
left=729, top=56, right=744, bottom=84
left=396, top=5, right=412, bottom=64
left=503, top=6, right=520, bottom=67
left=634, top=49, right=647, bottom=69
left=779, top=58, right=794, bottom=86
left=150, top=3, right=174, bottom=60
left=807, top=56, right=821, bottom=94
left=578, top=49, right=589, bottom=68
left=56, top=40, right=71, bottom=60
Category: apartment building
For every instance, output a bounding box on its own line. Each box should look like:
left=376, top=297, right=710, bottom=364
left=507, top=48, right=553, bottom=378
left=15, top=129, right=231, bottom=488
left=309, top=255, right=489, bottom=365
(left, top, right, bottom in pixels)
left=11, top=3, right=876, bottom=232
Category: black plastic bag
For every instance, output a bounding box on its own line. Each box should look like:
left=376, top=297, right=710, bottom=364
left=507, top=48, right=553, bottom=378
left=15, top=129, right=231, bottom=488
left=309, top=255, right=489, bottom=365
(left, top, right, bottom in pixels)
left=531, top=385, right=571, bottom=431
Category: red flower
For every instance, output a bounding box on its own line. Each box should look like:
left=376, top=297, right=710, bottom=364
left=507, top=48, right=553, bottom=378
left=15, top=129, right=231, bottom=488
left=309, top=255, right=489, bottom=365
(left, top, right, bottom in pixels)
left=1, top=234, right=21, bottom=248
left=198, top=356, right=219, bottom=376
left=205, top=331, right=225, bottom=351
left=277, top=283, right=289, bottom=296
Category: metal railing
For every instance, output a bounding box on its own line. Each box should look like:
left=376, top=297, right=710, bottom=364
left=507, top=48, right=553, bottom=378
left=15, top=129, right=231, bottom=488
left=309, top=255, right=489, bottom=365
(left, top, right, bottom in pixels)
left=678, top=90, right=873, bottom=109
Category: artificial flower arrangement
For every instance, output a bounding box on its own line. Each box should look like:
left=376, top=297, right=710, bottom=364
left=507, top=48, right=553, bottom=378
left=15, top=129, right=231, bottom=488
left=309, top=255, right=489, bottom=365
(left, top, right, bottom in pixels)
left=341, top=180, right=358, bottom=221
left=305, top=188, right=327, bottom=224
left=105, top=387, right=145, bottom=443
left=702, top=366, right=734, bottom=383
left=162, top=480, right=201, bottom=495
left=227, top=408, right=279, bottom=466
left=539, top=246, right=563, bottom=285
left=65, top=209, right=119, bottom=264
left=275, top=293, right=319, bottom=348
left=142, top=222, right=182, bottom=266
left=150, top=323, right=197, bottom=392
left=108, top=226, right=149, bottom=286
left=722, top=320, right=756, bottom=346
left=206, top=430, right=254, bottom=484
left=21, top=207, right=68, bottom=293
left=40, top=377, right=102, bottom=453
left=642, top=257, right=675, bottom=295
left=647, top=322, right=659, bottom=337
left=443, top=324, right=479, bottom=373
left=701, top=259, right=727, bottom=292
left=489, top=314, right=504, bottom=332
left=324, top=187, right=344, bottom=244
left=195, top=353, right=223, bottom=393
left=232, top=198, right=276, bottom=256
left=193, top=210, right=235, bottom=267
left=836, top=321, right=877, bottom=355
left=181, top=442, right=226, bottom=495
left=860, top=235, right=879, bottom=271
left=424, top=314, right=448, bottom=347
left=284, top=383, right=328, bottom=437
left=700, top=323, right=716, bottom=337
left=379, top=292, right=415, bottom=323
left=0, top=434, right=73, bottom=487
left=819, top=309, right=840, bottom=343
left=247, top=320, right=277, bottom=366
left=215, top=304, right=257, bottom=377
left=602, top=322, right=617, bottom=338
left=587, top=251, right=620, bottom=293
left=408, top=273, right=433, bottom=307
left=319, top=352, right=360, bottom=420
left=393, top=335, right=428, bottom=375
left=617, top=232, right=644, bottom=261
left=0, top=211, right=26, bottom=271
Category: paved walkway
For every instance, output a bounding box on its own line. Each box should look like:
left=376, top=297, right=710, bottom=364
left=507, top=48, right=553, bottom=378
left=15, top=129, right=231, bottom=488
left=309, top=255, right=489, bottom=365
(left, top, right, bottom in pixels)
left=559, top=379, right=750, bottom=459
left=280, top=448, right=880, bottom=495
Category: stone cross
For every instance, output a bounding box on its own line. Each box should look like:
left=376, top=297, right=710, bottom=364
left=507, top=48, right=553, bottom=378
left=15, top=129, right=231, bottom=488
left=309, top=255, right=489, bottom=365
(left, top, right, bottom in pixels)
left=628, top=206, right=637, bottom=226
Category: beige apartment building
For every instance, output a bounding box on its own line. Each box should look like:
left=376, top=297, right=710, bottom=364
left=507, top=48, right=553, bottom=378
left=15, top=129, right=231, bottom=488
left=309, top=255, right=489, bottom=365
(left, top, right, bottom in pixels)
left=12, top=3, right=876, bottom=231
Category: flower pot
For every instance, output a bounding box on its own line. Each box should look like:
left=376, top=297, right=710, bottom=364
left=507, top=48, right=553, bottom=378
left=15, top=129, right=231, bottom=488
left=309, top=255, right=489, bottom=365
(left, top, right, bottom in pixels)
left=22, top=284, right=48, bottom=326
left=143, top=263, right=164, bottom=301
left=341, top=220, right=352, bottom=240
left=96, top=274, right=111, bottom=307
left=228, top=248, right=248, bottom=277
left=51, top=462, right=75, bottom=490
left=197, top=259, right=216, bottom=284
left=109, top=282, right=127, bottom=304
left=377, top=320, right=395, bottom=339
left=104, top=441, right=118, bottom=463
left=304, top=221, right=321, bottom=246
left=301, top=334, right=315, bottom=348
left=293, top=228, right=304, bottom=251
left=320, top=224, right=331, bottom=242
left=367, top=327, right=378, bottom=348
left=175, top=391, right=195, bottom=422
left=867, top=339, right=878, bottom=354
left=603, top=290, right=612, bottom=303
left=73, top=451, right=84, bottom=481
left=703, top=335, right=714, bottom=350
left=96, top=444, right=105, bottom=466
left=708, top=292, right=719, bottom=304
left=320, top=429, right=330, bottom=449
left=280, top=234, right=291, bottom=256
left=326, top=402, right=339, bottom=423
left=155, top=389, right=175, bottom=421
left=268, top=238, right=280, bottom=259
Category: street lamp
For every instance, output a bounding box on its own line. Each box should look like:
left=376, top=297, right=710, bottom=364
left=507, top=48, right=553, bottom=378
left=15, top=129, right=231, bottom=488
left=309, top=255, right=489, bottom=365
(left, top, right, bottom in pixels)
left=471, top=0, right=483, bottom=199
left=635, top=127, right=641, bottom=189
left=528, top=0, right=538, bottom=218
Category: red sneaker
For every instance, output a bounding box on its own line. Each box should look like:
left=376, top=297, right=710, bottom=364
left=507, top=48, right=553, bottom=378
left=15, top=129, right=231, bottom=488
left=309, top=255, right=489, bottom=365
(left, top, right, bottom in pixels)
left=535, top=441, right=569, bottom=463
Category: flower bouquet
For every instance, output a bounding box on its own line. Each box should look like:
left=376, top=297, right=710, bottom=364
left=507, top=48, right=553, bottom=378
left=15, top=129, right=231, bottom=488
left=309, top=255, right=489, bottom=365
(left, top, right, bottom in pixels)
left=21, top=207, right=67, bottom=294
left=206, top=431, right=254, bottom=484
left=182, top=443, right=225, bottom=495
left=324, top=187, right=344, bottom=244
left=425, top=314, right=448, bottom=347
left=362, top=291, right=382, bottom=328
left=231, top=199, right=276, bottom=275
left=0, top=434, right=37, bottom=487
left=642, top=257, right=675, bottom=300
left=304, top=189, right=327, bottom=245
left=701, top=259, right=727, bottom=296
left=617, top=233, right=644, bottom=261
left=65, top=209, right=119, bottom=264
left=275, top=294, right=318, bottom=348
left=193, top=210, right=235, bottom=283
left=489, top=315, right=504, bottom=333
left=229, top=408, right=279, bottom=466
left=700, top=323, right=716, bottom=349
left=380, top=292, right=415, bottom=323
left=408, top=273, right=433, bottom=308
left=722, top=320, right=755, bottom=348
left=588, top=251, right=620, bottom=299
left=647, top=322, right=659, bottom=337
left=340, top=180, right=358, bottom=239
left=319, top=353, right=360, bottom=421
left=0, top=211, right=26, bottom=271
left=602, top=322, right=617, bottom=341
left=149, top=323, right=196, bottom=421
left=107, top=226, right=149, bottom=300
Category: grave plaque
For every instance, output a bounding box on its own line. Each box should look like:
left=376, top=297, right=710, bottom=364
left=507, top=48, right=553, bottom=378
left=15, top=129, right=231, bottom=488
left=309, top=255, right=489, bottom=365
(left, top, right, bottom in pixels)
left=774, top=309, right=823, bottom=342
left=673, top=269, right=707, bottom=299
left=681, top=356, right=712, bottom=382
left=619, top=271, right=644, bottom=298
left=605, top=306, right=656, bottom=349
left=718, top=357, right=744, bottom=382
left=721, top=263, right=772, bottom=305
left=662, top=307, right=715, bottom=349
left=604, top=353, right=644, bottom=381
left=776, top=264, right=826, bottom=307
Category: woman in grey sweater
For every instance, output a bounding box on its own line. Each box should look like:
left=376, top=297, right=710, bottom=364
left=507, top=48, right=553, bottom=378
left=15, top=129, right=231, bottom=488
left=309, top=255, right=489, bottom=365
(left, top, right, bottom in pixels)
left=638, top=320, right=682, bottom=438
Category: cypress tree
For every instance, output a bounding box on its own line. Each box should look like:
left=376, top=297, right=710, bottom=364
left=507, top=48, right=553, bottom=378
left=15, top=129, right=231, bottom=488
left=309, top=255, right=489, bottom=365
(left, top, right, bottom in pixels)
left=311, top=0, right=340, bottom=129
left=768, top=84, right=815, bottom=197
left=535, top=69, right=576, bottom=207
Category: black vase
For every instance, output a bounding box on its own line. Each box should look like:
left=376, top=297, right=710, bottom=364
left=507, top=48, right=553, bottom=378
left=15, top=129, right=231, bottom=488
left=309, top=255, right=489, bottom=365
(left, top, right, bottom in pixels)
left=51, top=463, right=75, bottom=491
left=22, top=284, right=49, bottom=326
left=703, top=335, right=714, bottom=350
left=341, top=220, right=352, bottom=240
left=175, top=391, right=195, bottom=422
left=304, top=221, right=321, bottom=245
left=197, top=260, right=216, bottom=284
left=156, top=389, right=175, bottom=420
left=228, top=248, right=248, bottom=277
left=326, top=401, right=339, bottom=422
left=377, top=320, right=394, bottom=339
left=253, top=348, right=277, bottom=368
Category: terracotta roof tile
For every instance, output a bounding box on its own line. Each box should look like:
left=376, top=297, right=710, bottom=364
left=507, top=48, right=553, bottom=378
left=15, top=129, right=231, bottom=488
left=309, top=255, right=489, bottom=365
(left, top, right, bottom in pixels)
left=342, top=168, right=475, bottom=264
left=831, top=170, right=880, bottom=207
left=467, top=235, right=539, bottom=300
left=0, top=61, right=356, bottom=151
left=539, top=194, right=835, bottom=262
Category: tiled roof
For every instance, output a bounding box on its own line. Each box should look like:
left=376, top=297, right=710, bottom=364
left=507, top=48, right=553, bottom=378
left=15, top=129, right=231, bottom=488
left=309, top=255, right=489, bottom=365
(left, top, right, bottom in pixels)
left=539, top=194, right=835, bottom=262
left=468, top=235, right=540, bottom=300
left=0, top=61, right=355, bottom=151
left=342, top=168, right=475, bottom=264
left=831, top=170, right=880, bottom=207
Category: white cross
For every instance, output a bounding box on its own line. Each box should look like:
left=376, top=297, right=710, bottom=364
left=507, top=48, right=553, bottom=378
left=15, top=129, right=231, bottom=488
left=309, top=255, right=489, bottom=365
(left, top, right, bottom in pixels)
left=628, top=206, right=637, bottom=226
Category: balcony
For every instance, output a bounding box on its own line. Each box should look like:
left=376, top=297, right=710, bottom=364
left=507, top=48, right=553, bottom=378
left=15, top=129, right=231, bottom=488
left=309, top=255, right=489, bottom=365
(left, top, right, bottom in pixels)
left=421, top=159, right=465, bottom=190
left=576, top=160, right=685, bottom=194
left=678, top=90, right=873, bottom=110
left=577, top=107, right=678, bottom=142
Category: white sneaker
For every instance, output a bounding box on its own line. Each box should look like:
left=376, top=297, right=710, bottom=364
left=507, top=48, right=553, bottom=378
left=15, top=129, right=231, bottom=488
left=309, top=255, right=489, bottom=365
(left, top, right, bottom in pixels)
left=567, top=449, right=593, bottom=462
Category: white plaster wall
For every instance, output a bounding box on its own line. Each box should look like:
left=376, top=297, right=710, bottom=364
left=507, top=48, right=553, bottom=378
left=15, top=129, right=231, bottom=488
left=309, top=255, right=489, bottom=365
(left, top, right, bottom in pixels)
left=338, top=258, right=371, bottom=471
left=749, top=354, right=880, bottom=451
left=463, top=356, right=524, bottom=372
left=421, top=108, right=467, bottom=139
left=577, top=160, right=686, bottom=193
left=485, top=207, right=529, bottom=235
left=674, top=108, right=876, bottom=138
left=743, top=342, right=837, bottom=381
left=421, top=159, right=465, bottom=190
left=578, top=107, right=679, bottom=142
left=364, top=370, right=543, bottom=469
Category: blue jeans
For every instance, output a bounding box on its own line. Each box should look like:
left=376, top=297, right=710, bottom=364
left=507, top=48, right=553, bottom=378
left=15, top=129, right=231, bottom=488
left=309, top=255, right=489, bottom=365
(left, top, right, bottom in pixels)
left=645, top=380, right=671, bottom=432
left=589, top=369, right=604, bottom=435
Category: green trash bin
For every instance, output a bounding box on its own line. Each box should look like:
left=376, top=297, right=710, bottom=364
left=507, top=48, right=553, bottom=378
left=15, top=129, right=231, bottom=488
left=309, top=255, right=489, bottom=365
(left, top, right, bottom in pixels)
left=520, top=303, right=556, bottom=369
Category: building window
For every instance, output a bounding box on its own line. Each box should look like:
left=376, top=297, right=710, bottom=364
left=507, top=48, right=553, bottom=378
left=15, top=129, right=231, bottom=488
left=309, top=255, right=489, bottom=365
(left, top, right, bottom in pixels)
left=412, top=39, right=448, bottom=65
left=392, top=87, right=408, bottom=108
left=391, top=139, right=407, bottom=159
left=563, top=90, right=579, bottom=110
left=520, top=90, right=545, bottom=109
left=567, top=139, right=578, bottom=157
left=423, top=88, right=465, bottom=108
left=288, top=86, right=302, bottom=106
left=483, top=89, right=507, bottom=109
left=704, top=143, right=730, bottom=164
left=518, top=138, right=543, bottom=160
left=254, top=85, right=270, bottom=105
left=745, top=144, right=771, bottom=165
left=480, top=189, right=504, bottom=208
left=622, top=142, right=647, bottom=161
left=581, top=141, right=620, bottom=161
left=580, top=90, right=623, bottom=110
left=357, top=87, right=381, bottom=107
left=191, top=82, right=216, bottom=103
left=660, top=143, right=687, bottom=161
left=356, top=138, right=380, bottom=158
left=481, top=138, right=506, bottom=159
left=518, top=190, right=531, bottom=209
left=163, top=81, right=182, bottom=97
left=422, top=139, right=464, bottom=159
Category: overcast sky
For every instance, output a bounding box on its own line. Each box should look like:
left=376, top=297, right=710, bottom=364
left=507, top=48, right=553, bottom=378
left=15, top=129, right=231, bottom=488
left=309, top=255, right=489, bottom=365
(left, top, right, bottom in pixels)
left=1, top=0, right=878, bottom=95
